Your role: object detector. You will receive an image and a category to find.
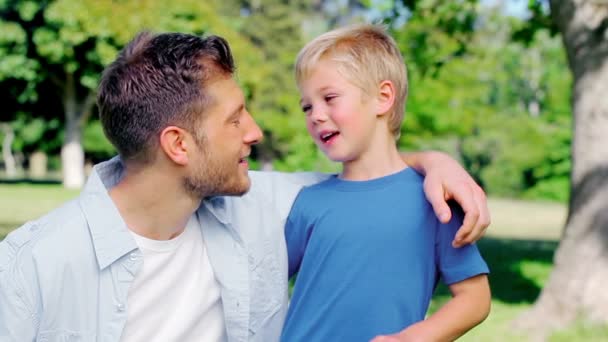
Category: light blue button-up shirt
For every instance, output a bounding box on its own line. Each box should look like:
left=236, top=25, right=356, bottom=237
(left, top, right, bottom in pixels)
left=0, top=157, right=326, bottom=342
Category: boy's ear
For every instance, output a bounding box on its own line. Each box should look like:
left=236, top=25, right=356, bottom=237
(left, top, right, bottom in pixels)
left=376, top=80, right=396, bottom=117
left=159, top=126, right=191, bottom=166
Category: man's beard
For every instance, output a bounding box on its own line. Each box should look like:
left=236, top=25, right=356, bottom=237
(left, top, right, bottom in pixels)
left=182, top=145, right=250, bottom=199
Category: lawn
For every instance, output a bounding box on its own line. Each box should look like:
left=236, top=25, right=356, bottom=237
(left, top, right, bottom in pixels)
left=1, top=184, right=607, bottom=341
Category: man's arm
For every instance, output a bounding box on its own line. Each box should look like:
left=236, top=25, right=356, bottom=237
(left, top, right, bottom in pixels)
left=402, top=151, right=491, bottom=247
left=0, top=241, right=38, bottom=341
left=371, top=275, right=491, bottom=342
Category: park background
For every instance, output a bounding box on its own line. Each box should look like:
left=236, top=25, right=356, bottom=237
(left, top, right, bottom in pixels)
left=1, top=0, right=607, bottom=340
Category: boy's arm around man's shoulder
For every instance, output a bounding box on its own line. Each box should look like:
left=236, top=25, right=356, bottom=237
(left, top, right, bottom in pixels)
left=0, top=222, right=41, bottom=341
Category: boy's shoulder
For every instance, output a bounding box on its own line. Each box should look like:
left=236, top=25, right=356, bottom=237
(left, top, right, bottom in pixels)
left=300, top=168, right=425, bottom=193
left=293, top=168, right=428, bottom=211
left=302, top=174, right=338, bottom=189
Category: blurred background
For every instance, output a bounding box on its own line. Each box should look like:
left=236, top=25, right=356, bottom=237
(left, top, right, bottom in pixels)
left=1, top=0, right=607, bottom=340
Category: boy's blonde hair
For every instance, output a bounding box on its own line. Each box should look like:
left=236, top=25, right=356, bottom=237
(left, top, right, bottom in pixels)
left=295, top=24, right=408, bottom=139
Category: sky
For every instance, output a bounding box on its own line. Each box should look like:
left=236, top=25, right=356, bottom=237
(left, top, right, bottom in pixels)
left=482, top=0, right=531, bottom=19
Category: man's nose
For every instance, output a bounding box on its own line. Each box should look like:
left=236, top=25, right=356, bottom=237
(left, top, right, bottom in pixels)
left=244, top=111, right=263, bottom=145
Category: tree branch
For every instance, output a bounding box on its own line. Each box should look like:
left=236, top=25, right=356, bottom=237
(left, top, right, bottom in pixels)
left=78, top=90, right=97, bottom=126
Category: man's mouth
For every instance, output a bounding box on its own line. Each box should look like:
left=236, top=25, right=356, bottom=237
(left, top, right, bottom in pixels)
left=239, top=154, right=250, bottom=165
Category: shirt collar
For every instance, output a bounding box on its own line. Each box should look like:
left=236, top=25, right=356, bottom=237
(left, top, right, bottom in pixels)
left=79, top=157, right=138, bottom=270
left=79, top=157, right=236, bottom=270
left=201, top=196, right=231, bottom=225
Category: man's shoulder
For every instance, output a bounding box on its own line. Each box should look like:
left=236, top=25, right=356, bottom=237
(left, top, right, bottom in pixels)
left=230, top=171, right=328, bottom=220
left=247, top=170, right=327, bottom=193
left=0, top=198, right=89, bottom=271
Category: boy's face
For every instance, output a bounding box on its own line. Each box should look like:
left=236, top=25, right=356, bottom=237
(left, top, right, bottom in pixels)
left=298, top=58, right=378, bottom=163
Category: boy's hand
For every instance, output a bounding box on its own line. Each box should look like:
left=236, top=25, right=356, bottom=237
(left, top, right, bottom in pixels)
left=403, top=151, right=491, bottom=247
left=370, top=332, right=422, bottom=342
left=370, top=335, right=401, bottom=342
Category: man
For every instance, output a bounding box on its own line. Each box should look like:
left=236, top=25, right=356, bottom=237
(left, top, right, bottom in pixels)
left=0, top=32, right=489, bottom=341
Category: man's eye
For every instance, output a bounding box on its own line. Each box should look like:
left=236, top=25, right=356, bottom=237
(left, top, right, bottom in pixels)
left=324, top=95, right=336, bottom=102
left=232, top=119, right=240, bottom=126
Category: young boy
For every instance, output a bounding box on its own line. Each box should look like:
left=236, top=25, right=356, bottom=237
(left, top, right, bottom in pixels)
left=281, top=25, right=491, bottom=341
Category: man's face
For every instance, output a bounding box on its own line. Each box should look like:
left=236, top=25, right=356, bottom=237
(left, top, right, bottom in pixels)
left=183, top=77, right=263, bottom=198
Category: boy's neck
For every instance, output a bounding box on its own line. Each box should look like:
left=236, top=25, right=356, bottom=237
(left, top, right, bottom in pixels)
left=340, top=142, right=407, bottom=181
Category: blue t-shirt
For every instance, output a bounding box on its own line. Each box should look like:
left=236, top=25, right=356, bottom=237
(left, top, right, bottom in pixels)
left=281, top=167, right=489, bottom=342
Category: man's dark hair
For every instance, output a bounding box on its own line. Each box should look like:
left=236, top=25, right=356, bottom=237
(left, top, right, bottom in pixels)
left=97, top=32, right=235, bottom=164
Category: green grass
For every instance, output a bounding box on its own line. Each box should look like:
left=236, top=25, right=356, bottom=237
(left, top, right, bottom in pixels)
left=1, top=185, right=607, bottom=340
left=429, top=199, right=608, bottom=341
left=430, top=237, right=558, bottom=341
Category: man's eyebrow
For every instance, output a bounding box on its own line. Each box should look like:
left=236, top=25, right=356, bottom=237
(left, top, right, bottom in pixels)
left=226, top=103, right=244, bottom=121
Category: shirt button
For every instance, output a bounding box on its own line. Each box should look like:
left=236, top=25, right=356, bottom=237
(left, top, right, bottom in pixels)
left=116, top=303, right=125, bottom=312
left=129, top=253, right=138, bottom=261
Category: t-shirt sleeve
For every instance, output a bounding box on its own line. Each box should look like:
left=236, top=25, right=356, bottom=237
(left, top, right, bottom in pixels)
left=436, top=203, right=489, bottom=285
left=284, top=190, right=313, bottom=279
left=248, top=171, right=330, bottom=220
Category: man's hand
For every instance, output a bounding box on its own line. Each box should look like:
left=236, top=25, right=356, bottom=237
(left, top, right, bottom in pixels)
left=403, top=151, right=491, bottom=247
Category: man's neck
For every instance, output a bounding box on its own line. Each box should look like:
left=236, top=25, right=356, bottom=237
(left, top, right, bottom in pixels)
left=109, top=168, right=201, bottom=240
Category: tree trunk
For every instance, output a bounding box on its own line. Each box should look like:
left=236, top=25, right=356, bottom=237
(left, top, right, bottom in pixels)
left=60, top=72, right=96, bottom=189
left=1, top=123, right=17, bottom=178
left=515, top=0, right=608, bottom=338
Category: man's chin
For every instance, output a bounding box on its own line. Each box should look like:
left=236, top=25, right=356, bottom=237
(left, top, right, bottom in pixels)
left=217, top=179, right=251, bottom=197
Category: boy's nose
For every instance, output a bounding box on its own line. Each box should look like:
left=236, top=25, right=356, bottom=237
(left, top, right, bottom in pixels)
left=310, top=108, right=328, bottom=124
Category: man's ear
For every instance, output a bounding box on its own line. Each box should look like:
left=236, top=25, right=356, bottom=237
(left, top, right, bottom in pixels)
left=376, top=80, right=396, bottom=117
left=159, top=126, right=190, bottom=166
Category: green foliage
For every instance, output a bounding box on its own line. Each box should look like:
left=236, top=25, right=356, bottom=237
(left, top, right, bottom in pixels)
left=391, top=0, right=479, bottom=76
left=1, top=0, right=268, bottom=161
left=83, top=119, right=115, bottom=160
left=390, top=5, right=571, bottom=201
left=1, top=0, right=573, bottom=201
left=9, top=112, right=61, bottom=153
left=216, top=0, right=325, bottom=171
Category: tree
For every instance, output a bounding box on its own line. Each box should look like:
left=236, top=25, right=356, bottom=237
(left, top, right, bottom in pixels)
left=216, top=0, right=336, bottom=172
left=379, top=0, right=606, bottom=334
left=0, top=0, right=263, bottom=187
left=515, top=0, right=608, bottom=336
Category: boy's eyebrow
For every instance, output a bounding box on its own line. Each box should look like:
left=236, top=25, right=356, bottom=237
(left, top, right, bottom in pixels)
left=300, top=86, right=335, bottom=104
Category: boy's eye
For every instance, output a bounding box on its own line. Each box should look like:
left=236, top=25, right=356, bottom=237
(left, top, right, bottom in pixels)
left=324, top=95, right=336, bottom=102
left=301, top=104, right=312, bottom=113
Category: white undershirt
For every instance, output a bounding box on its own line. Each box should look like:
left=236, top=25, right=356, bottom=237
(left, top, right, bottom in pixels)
left=120, top=214, right=227, bottom=342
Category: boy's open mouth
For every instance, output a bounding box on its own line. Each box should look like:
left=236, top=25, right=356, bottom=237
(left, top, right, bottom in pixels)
left=320, top=131, right=339, bottom=143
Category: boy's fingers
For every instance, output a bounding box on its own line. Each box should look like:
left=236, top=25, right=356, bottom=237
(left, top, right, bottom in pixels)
left=453, top=186, right=490, bottom=247
left=451, top=186, right=479, bottom=247
left=423, top=178, right=452, bottom=223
